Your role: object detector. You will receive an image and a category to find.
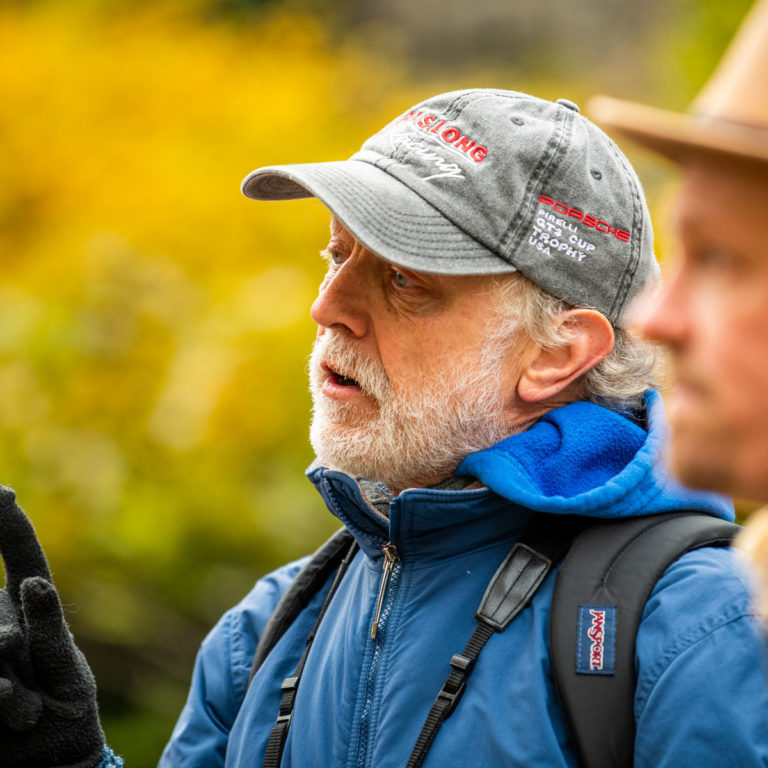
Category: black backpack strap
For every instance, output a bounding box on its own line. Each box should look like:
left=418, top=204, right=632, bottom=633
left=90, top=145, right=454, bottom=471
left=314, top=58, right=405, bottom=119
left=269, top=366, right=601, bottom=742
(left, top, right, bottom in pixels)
left=405, top=514, right=587, bottom=768
left=550, top=511, right=739, bottom=768
left=260, top=529, right=358, bottom=768
left=249, top=528, right=356, bottom=684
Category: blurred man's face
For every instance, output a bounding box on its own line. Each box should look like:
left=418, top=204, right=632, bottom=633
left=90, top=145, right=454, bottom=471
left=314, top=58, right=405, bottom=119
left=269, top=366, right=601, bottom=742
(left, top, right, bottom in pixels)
left=307, top=218, right=544, bottom=495
left=638, top=158, right=768, bottom=501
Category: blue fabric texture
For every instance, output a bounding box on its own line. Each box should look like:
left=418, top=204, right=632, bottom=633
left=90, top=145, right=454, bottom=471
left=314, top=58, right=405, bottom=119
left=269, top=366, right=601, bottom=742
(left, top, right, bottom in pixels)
left=95, top=746, right=123, bottom=768
left=160, top=393, right=768, bottom=768
left=457, top=390, right=734, bottom=520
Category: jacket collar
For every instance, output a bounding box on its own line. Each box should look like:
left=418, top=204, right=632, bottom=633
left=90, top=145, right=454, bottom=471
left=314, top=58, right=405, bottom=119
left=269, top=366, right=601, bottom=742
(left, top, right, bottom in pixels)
left=306, top=391, right=734, bottom=561
left=457, top=390, right=733, bottom=521
left=306, top=466, right=532, bottom=562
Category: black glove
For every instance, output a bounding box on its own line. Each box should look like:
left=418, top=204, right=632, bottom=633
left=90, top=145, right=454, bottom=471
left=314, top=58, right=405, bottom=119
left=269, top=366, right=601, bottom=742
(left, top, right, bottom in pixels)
left=0, top=485, right=106, bottom=768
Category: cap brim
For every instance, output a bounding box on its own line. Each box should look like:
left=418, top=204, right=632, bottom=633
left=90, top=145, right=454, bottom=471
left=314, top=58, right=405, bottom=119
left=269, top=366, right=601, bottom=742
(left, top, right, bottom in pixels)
left=588, top=96, right=768, bottom=165
left=241, top=160, right=517, bottom=275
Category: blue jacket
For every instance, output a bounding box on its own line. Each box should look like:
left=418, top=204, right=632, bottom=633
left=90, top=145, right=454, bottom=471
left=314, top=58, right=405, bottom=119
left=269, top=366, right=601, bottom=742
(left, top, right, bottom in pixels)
left=160, top=392, right=768, bottom=767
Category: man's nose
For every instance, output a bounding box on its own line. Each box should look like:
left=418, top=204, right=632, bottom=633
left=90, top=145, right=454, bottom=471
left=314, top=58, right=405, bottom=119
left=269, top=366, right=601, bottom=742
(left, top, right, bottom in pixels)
left=635, top=268, right=689, bottom=347
left=310, top=258, right=369, bottom=338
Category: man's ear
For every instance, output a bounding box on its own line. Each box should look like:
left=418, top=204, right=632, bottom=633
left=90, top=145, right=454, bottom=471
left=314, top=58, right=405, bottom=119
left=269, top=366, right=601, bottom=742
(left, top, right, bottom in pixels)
left=517, top=310, right=614, bottom=403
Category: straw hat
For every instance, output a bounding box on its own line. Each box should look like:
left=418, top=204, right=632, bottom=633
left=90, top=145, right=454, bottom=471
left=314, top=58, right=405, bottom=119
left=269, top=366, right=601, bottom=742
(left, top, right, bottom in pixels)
left=588, top=0, right=768, bottom=164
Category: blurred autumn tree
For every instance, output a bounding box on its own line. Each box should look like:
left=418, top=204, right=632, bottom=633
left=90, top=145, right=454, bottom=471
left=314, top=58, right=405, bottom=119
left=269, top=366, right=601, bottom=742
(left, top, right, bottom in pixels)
left=0, top=1, right=422, bottom=761
left=0, top=0, right=757, bottom=763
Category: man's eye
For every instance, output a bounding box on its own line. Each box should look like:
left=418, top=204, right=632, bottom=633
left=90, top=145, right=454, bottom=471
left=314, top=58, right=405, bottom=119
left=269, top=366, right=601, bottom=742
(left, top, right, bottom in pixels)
left=393, top=270, right=411, bottom=288
left=328, top=250, right=346, bottom=266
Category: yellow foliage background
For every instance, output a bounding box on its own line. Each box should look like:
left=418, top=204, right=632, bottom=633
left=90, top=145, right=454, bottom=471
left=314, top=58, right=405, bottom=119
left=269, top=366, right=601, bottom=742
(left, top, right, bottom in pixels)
left=0, top=0, right=756, bottom=762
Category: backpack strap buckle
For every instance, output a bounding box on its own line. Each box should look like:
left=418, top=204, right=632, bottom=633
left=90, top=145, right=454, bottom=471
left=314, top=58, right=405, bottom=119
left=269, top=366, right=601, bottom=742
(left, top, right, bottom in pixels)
left=435, top=654, right=474, bottom=714
left=275, top=713, right=292, bottom=727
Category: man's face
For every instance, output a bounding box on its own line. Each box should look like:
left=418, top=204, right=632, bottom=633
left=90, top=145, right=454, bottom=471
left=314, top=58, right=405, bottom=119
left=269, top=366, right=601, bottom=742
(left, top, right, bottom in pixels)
left=308, top=218, right=541, bottom=494
left=638, top=158, right=768, bottom=501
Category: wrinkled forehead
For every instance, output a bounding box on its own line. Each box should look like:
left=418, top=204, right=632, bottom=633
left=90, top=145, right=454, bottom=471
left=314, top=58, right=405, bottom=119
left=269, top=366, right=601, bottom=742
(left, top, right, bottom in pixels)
left=327, top=215, right=353, bottom=244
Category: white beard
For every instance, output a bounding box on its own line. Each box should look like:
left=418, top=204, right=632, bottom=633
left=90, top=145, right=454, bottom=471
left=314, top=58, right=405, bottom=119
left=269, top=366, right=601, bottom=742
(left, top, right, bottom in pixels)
left=308, top=330, right=513, bottom=493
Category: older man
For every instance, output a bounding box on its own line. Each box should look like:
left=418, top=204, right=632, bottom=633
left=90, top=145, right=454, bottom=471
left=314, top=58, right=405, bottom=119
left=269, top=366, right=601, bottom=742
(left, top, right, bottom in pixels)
left=589, top=0, right=768, bottom=506
left=1, top=89, right=768, bottom=768
left=152, top=89, right=768, bottom=767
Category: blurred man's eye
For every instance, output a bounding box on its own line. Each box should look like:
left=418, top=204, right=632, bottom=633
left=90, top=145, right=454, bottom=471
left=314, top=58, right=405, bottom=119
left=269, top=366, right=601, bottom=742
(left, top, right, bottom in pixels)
left=691, top=245, right=739, bottom=271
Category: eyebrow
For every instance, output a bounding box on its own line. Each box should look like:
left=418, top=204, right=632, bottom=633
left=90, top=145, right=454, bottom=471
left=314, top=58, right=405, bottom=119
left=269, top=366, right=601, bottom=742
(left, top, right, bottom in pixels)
left=672, top=211, right=716, bottom=244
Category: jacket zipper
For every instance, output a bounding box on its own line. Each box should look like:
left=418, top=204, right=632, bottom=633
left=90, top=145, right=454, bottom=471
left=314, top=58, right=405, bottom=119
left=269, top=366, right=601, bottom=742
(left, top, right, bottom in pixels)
left=370, top=542, right=399, bottom=639
left=356, top=541, right=401, bottom=768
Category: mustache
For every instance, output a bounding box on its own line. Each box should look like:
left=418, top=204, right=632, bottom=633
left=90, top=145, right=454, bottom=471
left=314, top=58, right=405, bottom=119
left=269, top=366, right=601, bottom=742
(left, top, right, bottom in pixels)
left=310, top=333, right=391, bottom=402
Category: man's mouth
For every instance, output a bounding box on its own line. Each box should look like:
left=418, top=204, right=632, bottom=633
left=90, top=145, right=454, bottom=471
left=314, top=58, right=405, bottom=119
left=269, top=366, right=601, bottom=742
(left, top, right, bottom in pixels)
left=323, top=362, right=360, bottom=388
left=333, top=372, right=360, bottom=387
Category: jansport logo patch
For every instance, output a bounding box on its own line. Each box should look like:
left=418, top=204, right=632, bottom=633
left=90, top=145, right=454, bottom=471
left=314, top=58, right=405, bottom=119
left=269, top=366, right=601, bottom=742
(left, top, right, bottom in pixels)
left=588, top=609, right=607, bottom=669
left=577, top=605, right=616, bottom=675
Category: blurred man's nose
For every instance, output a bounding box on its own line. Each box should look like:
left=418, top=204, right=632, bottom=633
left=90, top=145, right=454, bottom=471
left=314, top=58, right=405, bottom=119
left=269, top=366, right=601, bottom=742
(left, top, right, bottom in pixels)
left=634, top=268, right=689, bottom=347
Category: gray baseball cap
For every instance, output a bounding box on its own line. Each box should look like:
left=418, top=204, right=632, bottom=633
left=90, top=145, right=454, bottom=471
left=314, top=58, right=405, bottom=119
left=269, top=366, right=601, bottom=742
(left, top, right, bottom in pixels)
left=242, top=88, right=658, bottom=327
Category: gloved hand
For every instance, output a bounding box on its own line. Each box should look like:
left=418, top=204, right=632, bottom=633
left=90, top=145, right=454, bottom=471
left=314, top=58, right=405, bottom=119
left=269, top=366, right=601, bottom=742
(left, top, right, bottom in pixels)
left=0, top=485, right=106, bottom=768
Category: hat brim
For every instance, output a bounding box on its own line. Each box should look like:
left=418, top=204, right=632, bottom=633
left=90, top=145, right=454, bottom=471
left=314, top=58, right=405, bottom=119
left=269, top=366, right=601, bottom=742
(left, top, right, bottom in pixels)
left=588, top=96, right=768, bottom=165
left=241, top=160, right=517, bottom=275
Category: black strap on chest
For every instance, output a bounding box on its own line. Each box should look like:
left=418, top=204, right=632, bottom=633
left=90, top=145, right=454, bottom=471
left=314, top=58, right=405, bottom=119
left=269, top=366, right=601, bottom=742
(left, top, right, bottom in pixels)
left=250, top=528, right=356, bottom=684
left=549, top=511, right=738, bottom=768
left=254, top=511, right=738, bottom=768
left=404, top=514, right=587, bottom=768
left=260, top=531, right=358, bottom=768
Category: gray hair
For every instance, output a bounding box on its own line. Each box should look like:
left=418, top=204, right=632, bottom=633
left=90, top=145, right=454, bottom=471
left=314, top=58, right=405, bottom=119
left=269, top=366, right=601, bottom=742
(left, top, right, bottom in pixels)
left=490, top=272, right=663, bottom=413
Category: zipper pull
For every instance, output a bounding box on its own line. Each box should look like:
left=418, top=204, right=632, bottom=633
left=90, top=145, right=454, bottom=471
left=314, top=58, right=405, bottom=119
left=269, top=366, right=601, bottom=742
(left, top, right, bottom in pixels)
left=370, top=543, right=399, bottom=640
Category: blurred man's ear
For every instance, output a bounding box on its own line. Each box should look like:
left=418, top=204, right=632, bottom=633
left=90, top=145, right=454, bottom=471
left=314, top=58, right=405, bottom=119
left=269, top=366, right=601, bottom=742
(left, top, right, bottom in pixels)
left=517, top=310, right=614, bottom=403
